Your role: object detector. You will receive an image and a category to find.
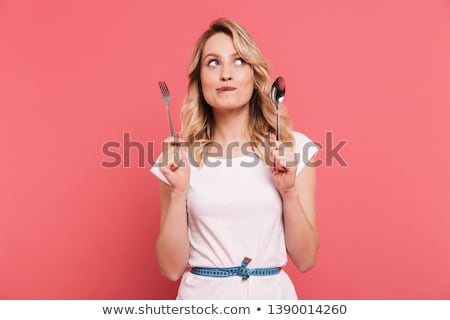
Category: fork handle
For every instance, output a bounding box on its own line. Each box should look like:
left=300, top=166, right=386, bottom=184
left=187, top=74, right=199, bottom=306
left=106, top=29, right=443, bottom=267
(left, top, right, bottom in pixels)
left=165, top=106, right=175, bottom=137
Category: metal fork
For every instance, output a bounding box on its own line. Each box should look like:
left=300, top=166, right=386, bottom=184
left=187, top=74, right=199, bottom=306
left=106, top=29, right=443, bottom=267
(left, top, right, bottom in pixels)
left=158, top=81, right=175, bottom=136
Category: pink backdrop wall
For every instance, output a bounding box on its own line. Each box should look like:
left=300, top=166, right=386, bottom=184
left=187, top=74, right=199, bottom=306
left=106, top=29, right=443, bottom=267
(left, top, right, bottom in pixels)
left=1, top=0, right=449, bottom=299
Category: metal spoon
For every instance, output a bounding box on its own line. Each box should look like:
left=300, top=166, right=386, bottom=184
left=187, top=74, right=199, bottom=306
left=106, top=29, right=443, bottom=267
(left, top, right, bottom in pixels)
left=270, top=76, right=286, bottom=140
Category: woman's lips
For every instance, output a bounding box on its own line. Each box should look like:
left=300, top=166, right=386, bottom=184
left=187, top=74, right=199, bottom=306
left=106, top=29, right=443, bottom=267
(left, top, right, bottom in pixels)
left=216, top=86, right=237, bottom=92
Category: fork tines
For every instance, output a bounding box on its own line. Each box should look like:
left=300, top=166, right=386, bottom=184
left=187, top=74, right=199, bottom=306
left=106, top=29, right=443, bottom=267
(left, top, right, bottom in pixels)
left=158, top=81, right=169, bottom=96
left=157, top=80, right=174, bottom=136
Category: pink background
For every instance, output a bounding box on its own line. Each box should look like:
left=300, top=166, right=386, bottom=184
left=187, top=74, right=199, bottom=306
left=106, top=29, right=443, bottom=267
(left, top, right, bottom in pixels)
left=1, top=0, right=449, bottom=299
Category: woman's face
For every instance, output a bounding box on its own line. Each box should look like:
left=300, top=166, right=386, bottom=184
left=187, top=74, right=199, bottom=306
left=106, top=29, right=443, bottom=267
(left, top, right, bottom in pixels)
left=200, top=32, right=254, bottom=111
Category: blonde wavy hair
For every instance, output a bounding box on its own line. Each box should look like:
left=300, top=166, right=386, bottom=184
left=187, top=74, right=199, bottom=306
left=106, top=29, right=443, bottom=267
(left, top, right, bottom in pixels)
left=180, top=18, right=294, bottom=166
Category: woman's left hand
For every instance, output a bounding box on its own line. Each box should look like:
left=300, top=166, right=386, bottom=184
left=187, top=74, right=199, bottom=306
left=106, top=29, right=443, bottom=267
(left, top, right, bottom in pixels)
left=270, top=140, right=298, bottom=196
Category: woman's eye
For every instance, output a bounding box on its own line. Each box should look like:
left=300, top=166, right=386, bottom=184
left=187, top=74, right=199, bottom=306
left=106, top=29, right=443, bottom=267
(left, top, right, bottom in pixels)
left=207, top=59, right=219, bottom=67
left=235, top=58, right=245, bottom=65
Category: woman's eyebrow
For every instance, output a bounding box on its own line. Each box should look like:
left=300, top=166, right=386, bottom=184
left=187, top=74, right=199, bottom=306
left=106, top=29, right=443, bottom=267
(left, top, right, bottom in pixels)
left=202, top=53, right=219, bottom=60
left=202, top=52, right=239, bottom=61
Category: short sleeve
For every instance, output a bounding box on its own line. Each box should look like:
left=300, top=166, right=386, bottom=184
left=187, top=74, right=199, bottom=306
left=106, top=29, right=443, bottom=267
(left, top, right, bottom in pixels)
left=150, top=153, right=170, bottom=185
left=293, top=131, right=320, bottom=175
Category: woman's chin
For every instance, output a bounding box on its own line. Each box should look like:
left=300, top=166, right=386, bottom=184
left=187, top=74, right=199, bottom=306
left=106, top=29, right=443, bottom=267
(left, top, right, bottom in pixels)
left=211, top=102, right=249, bottom=111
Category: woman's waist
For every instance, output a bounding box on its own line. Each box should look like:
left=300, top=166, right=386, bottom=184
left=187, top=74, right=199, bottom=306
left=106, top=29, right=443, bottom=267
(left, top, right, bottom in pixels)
left=191, top=257, right=281, bottom=279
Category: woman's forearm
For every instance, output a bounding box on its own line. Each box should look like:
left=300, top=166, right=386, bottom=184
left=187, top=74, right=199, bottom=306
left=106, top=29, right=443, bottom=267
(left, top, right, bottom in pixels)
left=282, top=190, right=319, bottom=272
left=156, top=191, right=190, bottom=281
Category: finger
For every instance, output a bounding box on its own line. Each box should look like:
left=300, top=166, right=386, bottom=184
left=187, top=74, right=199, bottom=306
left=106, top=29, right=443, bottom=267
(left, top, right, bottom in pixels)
left=177, top=146, right=189, bottom=168
left=270, top=148, right=284, bottom=170
left=171, top=151, right=186, bottom=170
left=164, top=157, right=177, bottom=172
left=271, top=166, right=281, bottom=175
left=269, top=148, right=277, bottom=167
left=162, top=136, right=187, bottom=166
left=161, top=147, right=178, bottom=171
left=276, top=156, right=288, bottom=171
left=271, top=145, right=288, bottom=163
left=161, top=157, right=183, bottom=175
left=269, top=138, right=283, bottom=152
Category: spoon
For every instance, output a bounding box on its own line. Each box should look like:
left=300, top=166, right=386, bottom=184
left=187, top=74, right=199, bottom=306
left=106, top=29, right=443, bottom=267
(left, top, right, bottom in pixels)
left=270, top=77, right=286, bottom=141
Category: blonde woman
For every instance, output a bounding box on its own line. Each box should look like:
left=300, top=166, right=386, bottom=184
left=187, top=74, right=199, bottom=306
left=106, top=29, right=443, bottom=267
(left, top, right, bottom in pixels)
left=151, top=18, right=319, bottom=299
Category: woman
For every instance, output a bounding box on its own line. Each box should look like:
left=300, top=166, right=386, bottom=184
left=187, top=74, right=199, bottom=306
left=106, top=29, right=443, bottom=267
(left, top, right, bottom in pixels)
left=151, top=18, right=319, bottom=299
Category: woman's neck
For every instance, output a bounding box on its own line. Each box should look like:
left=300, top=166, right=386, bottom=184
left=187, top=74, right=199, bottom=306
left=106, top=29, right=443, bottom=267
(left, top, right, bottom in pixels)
left=209, top=106, right=251, bottom=158
left=211, top=107, right=250, bottom=144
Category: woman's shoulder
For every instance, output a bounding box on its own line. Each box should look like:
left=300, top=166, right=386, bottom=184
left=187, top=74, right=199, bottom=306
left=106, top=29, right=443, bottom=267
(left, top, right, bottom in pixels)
left=291, top=130, right=320, bottom=174
left=291, top=130, right=316, bottom=146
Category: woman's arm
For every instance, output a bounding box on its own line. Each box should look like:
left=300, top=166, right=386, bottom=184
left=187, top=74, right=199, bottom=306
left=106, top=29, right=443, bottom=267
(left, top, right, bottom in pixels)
left=155, top=182, right=190, bottom=281
left=155, top=137, right=191, bottom=281
left=281, top=164, right=319, bottom=272
left=270, top=141, right=319, bottom=272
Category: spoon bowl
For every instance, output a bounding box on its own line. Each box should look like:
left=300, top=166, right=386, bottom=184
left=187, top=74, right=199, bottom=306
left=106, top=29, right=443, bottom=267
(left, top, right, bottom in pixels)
left=270, top=77, right=286, bottom=140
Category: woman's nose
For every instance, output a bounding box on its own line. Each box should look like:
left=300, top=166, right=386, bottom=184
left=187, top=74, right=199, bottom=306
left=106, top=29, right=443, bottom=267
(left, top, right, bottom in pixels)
left=220, top=65, right=232, bottom=81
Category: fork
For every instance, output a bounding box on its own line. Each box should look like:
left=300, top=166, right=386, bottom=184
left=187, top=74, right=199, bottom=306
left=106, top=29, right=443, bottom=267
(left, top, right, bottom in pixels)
left=158, top=81, right=175, bottom=136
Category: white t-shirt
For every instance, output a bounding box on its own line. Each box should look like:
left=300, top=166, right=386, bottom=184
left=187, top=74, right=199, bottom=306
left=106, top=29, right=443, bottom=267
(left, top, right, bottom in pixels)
left=150, top=131, right=319, bottom=299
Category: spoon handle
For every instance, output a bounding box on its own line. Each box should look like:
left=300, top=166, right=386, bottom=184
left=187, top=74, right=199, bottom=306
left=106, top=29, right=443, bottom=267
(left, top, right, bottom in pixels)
left=276, top=109, right=280, bottom=141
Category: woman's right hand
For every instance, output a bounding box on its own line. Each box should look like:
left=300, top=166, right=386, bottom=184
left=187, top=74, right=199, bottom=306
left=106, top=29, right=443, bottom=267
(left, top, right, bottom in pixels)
left=159, top=136, right=190, bottom=195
